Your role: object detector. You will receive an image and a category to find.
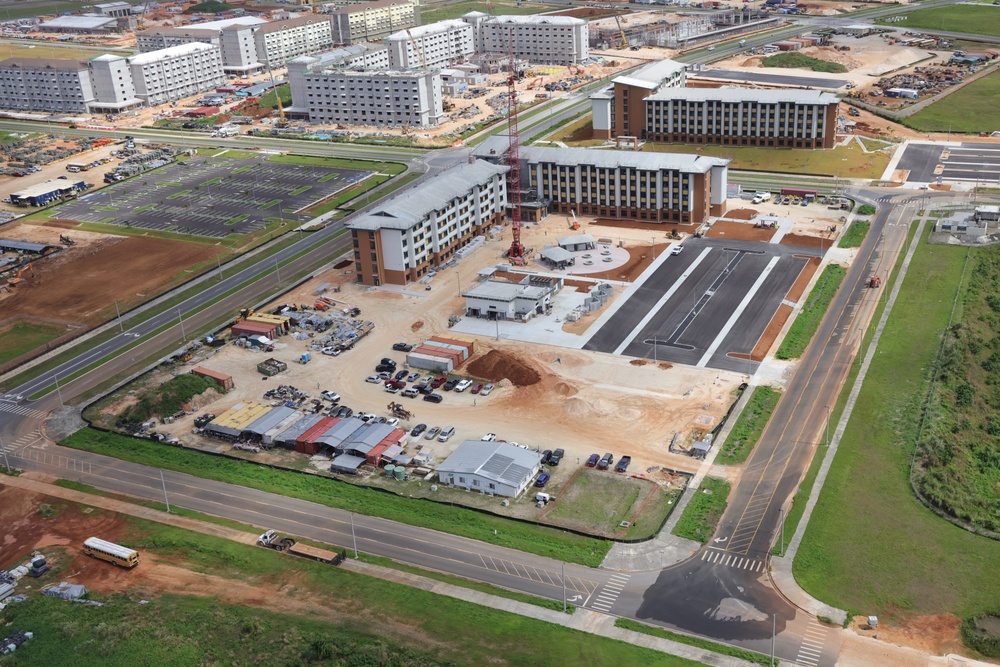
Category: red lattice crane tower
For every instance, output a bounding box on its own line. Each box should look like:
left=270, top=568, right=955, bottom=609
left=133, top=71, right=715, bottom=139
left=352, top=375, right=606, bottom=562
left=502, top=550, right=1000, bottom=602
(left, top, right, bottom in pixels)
left=485, top=2, right=525, bottom=263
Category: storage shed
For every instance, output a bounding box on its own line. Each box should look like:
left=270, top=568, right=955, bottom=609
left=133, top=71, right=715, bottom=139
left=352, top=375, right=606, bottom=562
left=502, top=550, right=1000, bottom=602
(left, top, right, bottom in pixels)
left=436, top=441, right=543, bottom=497
left=556, top=233, right=596, bottom=252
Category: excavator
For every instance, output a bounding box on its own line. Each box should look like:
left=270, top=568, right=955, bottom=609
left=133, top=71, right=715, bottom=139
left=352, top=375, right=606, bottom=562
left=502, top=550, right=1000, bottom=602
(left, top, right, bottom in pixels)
left=7, top=263, right=33, bottom=287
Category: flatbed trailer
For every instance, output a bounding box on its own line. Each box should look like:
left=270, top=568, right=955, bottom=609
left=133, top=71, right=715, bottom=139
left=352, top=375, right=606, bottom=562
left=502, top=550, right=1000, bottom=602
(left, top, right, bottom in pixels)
left=258, top=530, right=344, bottom=565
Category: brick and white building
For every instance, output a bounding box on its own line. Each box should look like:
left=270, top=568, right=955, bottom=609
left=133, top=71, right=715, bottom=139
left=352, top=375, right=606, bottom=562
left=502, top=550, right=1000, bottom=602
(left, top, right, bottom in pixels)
left=348, top=160, right=508, bottom=286
left=590, top=59, right=687, bottom=140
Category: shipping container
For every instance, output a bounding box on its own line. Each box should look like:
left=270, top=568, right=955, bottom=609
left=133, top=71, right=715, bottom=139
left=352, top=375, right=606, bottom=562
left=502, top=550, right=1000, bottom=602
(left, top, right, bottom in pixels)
left=419, top=344, right=465, bottom=367
left=429, top=335, right=476, bottom=357
left=423, top=340, right=470, bottom=361
left=439, top=333, right=480, bottom=354
left=406, top=351, right=455, bottom=372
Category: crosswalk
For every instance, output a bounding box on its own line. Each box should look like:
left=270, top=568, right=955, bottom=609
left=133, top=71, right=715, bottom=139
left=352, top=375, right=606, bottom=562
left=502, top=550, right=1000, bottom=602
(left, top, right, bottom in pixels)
left=0, top=401, right=48, bottom=419
left=2, top=429, right=43, bottom=454
left=795, top=620, right=829, bottom=667
left=4, top=446, right=92, bottom=475
left=589, top=572, right=630, bottom=613
left=478, top=554, right=599, bottom=597
left=700, top=549, right=765, bottom=573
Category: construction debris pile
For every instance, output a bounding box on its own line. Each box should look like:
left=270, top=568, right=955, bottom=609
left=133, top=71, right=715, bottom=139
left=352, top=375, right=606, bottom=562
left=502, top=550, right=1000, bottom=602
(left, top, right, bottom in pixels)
left=108, top=147, right=177, bottom=179
left=0, top=135, right=99, bottom=176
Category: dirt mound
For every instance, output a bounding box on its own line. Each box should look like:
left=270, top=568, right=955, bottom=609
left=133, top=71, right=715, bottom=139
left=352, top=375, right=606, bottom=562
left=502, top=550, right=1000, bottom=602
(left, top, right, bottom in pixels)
left=467, top=349, right=541, bottom=387
left=553, top=381, right=578, bottom=397
left=727, top=208, right=757, bottom=221
left=43, top=219, right=80, bottom=229
left=630, top=359, right=648, bottom=366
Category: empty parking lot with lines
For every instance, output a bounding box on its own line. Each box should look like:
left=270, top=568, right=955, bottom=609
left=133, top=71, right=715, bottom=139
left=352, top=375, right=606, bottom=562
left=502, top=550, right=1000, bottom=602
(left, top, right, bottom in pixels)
left=54, top=153, right=373, bottom=238
left=583, top=238, right=821, bottom=373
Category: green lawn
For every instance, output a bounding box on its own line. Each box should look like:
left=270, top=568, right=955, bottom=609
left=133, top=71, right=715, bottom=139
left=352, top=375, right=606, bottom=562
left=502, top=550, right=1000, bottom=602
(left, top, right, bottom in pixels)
left=643, top=141, right=889, bottom=179
left=420, top=0, right=557, bottom=24
left=876, top=4, right=1000, bottom=37
left=615, top=619, right=772, bottom=667
left=671, top=477, right=730, bottom=544
left=267, top=153, right=407, bottom=175
left=545, top=469, right=664, bottom=537
left=0, top=321, right=69, bottom=366
left=905, top=69, right=1000, bottom=134
left=716, top=386, right=781, bottom=465
left=1, top=507, right=701, bottom=667
left=60, top=428, right=612, bottom=567
left=776, top=264, right=847, bottom=360
left=838, top=220, right=870, bottom=248
left=762, top=52, right=847, bottom=73
left=795, top=227, right=1000, bottom=621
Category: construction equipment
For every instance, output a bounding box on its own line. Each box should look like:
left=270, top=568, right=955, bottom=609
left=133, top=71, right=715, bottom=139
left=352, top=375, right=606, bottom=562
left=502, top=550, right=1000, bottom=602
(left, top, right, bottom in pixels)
left=569, top=210, right=580, bottom=230
left=7, top=263, right=33, bottom=287
left=387, top=402, right=413, bottom=420
left=59, top=235, right=75, bottom=245
left=235, top=308, right=255, bottom=324
left=527, top=77, right=543, bottom=90
left=868, top=275, right=881, bottom=288
left=405, top=28, right=428, bottom=69
left=258, top=530, right=345, bottom=565
left=486, top=0, right=526, bottom=265
left=265, top=65, right=288, bottom=129
left=613, top=13, right=629, bottom=49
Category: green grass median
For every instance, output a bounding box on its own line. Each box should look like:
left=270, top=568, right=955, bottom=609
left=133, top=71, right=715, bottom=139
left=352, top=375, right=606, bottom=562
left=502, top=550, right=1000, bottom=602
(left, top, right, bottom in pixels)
left=716, top=386, right=780, bottom=465
left=671, top=477, right=730, bottom=544
left=776, top=265, right=847, bottom=360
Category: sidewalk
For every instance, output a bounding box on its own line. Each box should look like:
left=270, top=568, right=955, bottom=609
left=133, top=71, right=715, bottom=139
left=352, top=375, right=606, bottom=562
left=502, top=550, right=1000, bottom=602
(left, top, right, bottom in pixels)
left=0, top=472, right=757, bottom=667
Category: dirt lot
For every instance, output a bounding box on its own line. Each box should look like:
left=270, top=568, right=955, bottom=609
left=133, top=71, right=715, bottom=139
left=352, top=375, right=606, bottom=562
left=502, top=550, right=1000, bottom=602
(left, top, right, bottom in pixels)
left=0, top=227, right=217, bottom=326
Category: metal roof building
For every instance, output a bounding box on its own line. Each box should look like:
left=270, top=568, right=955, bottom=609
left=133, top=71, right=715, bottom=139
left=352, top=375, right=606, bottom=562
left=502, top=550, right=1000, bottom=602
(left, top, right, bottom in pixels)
left=39, top=16, right=118, bottom=33
left=275, top=414, right=324, bottom=447
left=342, top=422, right=396, bottom=456
left=315, top=416, right=367, bottom=449
left=436, top=441, right=543, bottom=497
left=9, top=180, right=86, bottom=207
left=0, top=239, right=57, bottom=253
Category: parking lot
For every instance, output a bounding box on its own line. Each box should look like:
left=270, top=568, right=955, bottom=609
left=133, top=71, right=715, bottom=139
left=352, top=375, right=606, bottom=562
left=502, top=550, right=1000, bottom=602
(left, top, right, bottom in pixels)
left=895, top=140, right=1000, bottom=186
left=583, top=238, right=820, bottom=373
left=56, top=153, right=372, bottom=237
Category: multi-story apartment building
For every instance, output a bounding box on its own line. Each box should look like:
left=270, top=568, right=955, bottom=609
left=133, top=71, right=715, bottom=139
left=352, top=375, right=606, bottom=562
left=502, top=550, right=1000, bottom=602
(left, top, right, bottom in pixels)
left=298, top=43, right=390, bottom=70
left=93, top=1, right=132, bottom=18
left=253, top=15, right=336, bottom=67
left=590, top=59, right=687, bottom=140
left=88, top=54, right=142, bottom=112
left=330, top=0, right=419, bottom=45
left=479, top=15, right=588, bottom=65
left=137, top=17, right=267, bottom=74
left=644, top=88, right=840, bottom=149
left=385, top=19, right=474, bottom=69
left=126, top=43, right=225, bottom=106
left=287, top=57, right=442, bottom=127
left=519, top=146, right=729, bottom=224
left=0, top=58, right=95, bottom=113
left=348, top=160, right=508, bottom=286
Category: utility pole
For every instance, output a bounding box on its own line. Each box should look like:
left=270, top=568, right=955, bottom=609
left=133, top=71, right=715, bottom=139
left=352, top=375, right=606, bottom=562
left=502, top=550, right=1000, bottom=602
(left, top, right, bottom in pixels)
left=562, top=562, right=567, bottom=613
left=53, top=374, right=63, bottom=408
left=114, top=299, right=124, bottom=333
left=160, top=470, right=170, bottom=513
left=177, top=308, right=186, bottom=341
left=825, top=404, right=831, bottom=447
left=771, top=614, right=776, bottom=667
left=351, top=512, right=358, bottom=558
left=779, top=507, right=785, bottom=557
left=0, top=435, right=11, bottom=474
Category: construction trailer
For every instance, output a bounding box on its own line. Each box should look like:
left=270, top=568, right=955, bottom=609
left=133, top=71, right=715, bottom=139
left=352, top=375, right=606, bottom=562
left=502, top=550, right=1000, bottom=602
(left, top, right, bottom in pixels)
left=191, top=366, right=234, bottom=391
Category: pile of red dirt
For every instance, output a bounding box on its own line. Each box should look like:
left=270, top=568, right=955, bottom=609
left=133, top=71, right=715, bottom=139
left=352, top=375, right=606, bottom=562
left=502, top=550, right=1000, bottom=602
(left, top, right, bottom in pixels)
left=468, top=349, right=541, bottom=387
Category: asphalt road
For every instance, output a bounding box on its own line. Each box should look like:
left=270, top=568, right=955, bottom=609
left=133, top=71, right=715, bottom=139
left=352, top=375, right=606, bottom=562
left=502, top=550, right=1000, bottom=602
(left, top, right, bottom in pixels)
left=895, top=141, right=1000, bottom=185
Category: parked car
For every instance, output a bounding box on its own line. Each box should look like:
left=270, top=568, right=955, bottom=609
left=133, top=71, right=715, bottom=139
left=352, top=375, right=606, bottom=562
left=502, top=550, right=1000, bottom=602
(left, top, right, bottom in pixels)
left=394, top=370, right=408, bottom=381
left=384, top=384, right=400, bottom=394
left=671, top=244, right=684, bottom=256
left=598, top=453, right=614, bottom=470
left=392, top=342, right=413, bottom=352
left=549, top=448, right=565, bottom=466
left=534, top=473, right=551, bottom=488
left=321, top=391, right=340, bottom=403
left=541, top=449, right=553, bottom=465
left=385, top=417, right=400, bottom=427
left=335, top=406, right=353, bottom=418
left=407, top=372, right=421, bottom=382
left=410, top=423, right=427, bottom=437
left=375, top=363, right=395, bottom=373
left=455, top=379, right=473, bottom=392
left=471, top=383, right=484, bottom=394
left=380, top=357, right=397, bottom=367
left=415, top=383, right=432, bottom=395
left=437, top=426, right=455, bottom=442
left=443, top=378, right=459, bottom=391
left=425, top=426, right=441, bottom=440
left=481, top=433, right=497, bottom=441
left=431, top=376, right=447, bottom=389
left=615, top=456, right=632, bottom=473
left=481, top=383, right=495, bottom=396
left=321, top=347, right=341, bottom=356
left=586, top=453, right=599, bottom=467
left=359, top=413, right=378, bottom=423
left=365, top=375, right=381, bottom=384
left=423, top=393, right=443, bottom=403
left=401, top=387, right=420, bottom=398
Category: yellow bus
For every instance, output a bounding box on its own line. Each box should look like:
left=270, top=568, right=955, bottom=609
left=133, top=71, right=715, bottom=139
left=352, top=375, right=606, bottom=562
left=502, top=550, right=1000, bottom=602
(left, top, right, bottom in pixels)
left=83, top=537, right=140, bottom=568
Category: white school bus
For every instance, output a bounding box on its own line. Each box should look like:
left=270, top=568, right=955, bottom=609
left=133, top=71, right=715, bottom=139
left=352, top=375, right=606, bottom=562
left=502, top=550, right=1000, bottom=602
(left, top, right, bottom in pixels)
left=83, top=537, right=139, bottom=568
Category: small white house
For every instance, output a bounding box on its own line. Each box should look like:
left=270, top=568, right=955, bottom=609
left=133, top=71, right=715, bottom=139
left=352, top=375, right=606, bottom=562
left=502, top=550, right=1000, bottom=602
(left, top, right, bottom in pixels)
left=436, top=441, right=543, bottom=497
left=462, top=276, right=561, bottom=322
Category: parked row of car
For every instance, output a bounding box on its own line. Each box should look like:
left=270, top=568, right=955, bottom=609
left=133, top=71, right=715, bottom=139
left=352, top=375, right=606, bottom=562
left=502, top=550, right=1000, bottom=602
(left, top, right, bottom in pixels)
left=585, top=452, right=631, bottom=473
left=410, top=423, right=456, bottom=442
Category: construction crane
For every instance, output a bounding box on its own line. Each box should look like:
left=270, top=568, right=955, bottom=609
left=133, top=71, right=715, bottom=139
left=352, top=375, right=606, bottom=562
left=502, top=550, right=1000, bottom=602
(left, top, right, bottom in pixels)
left=484, top=4, right=525, bottom=264
left=265, top=64, right=288, bottom=128
left=405, top=28, right=428, bottom=69
left=613, top=13, right=628, bottom=49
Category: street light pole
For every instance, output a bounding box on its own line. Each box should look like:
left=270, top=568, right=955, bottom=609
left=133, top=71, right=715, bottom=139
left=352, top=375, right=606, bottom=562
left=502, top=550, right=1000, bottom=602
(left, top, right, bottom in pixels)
left=351, top=512, right=358, bottom=558
left=0, top=435, right=11, bottom=474
left=160, top=470, right=170, bottom=513
left=114, top=299, right=124, bottom=333
left=177, top=308, right=186, bottom=342
left=53, top=374, right=63, bottom=408
left=779, top=507, right=785, bottom=557
left=825, top=404, right=831, bottom=447
left=562, top=562, right=567, bottom=613
left=275, top=257, right=281, bottom=284
left=771, top=614, right=776, bottom=667
left=216, top=252, right=223, bottom=282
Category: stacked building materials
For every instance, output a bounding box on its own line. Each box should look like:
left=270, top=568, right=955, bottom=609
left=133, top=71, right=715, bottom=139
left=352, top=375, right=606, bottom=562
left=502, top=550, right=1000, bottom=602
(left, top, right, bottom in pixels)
left=405, top=334, right=479, bottom=372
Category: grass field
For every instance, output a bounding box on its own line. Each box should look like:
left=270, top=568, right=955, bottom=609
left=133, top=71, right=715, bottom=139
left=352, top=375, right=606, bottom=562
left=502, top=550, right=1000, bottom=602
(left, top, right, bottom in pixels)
left=762, top=52, right=847, bottom=73
left=905, top=69, right=1000, bottom=134
left=838, top=220, right=870, bottom=248
left=875, top=4, right=1000, bottom=37
left=776, top=264, right=847, bottom=360
left=0, top=320, right=68, bottom=366
left=795, top=226, right=1000, bottom=621
left=545, top=469, right=678, bottom=539
left=0, top=508, right=701, bottom=667
left=615, top=619, right=772, bottom=667
left=716, top=386, right=780, bottom=465
left=60, top=428, right=612, bottom=567
left=420, top=0, right=557, bottom=23
left=671, top=477, right=730, bottom=544
left=643, top=141, right=889, bottom=179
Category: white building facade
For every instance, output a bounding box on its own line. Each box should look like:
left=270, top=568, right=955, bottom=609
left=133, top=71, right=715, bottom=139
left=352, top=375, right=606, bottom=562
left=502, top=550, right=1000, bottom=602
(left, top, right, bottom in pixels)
left=127, top=43, right=225, bottom=106
left=436, top=441, right=543, bottom=497
left=480, top=15, right=588, bottom=65
left=253, top=16, right=336, bottom=67
left=0, top=58, right=95, bottom=113
left=88, top=54, right=142, bottom=112
left=385, top=20, right=475, bottom=69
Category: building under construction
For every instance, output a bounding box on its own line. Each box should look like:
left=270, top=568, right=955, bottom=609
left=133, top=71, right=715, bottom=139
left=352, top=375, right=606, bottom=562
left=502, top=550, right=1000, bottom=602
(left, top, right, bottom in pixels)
left=590, top=8, right=772, bottom=49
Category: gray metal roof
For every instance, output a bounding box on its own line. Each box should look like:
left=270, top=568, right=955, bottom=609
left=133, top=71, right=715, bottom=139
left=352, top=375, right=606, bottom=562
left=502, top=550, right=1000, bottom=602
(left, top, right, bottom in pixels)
left=388, top=19, right=468, bottom=40
left=331, top=453, right=366, bottom=472
left=203, top=423, right=240, bottom=438
left=645, top=87, right=839, bottom=105
left=0, top=239, right=55, bottom=252
left=10, top=181, right=85, bottom=199
left=244, top=406, right=299, bottom=435
left=342, top=422, right=395, bottom=454
left=540, top=246, right=574, bottom=263
left=614, top=59, right=686, bottom=90
left=521, top=146, right=729, bottom=174
left=276, top=414, right=324, bottom=443
left=40, top=16, right=117, bottom=29
left=437, top=441, right=542, bottom=488
left=556, top=233, right=595, bottom=247
left=349, top=160, right=507, bottom=231
left=488, top=15, right=584, bottom=26
left=315, top=417, right=367, bottom=447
